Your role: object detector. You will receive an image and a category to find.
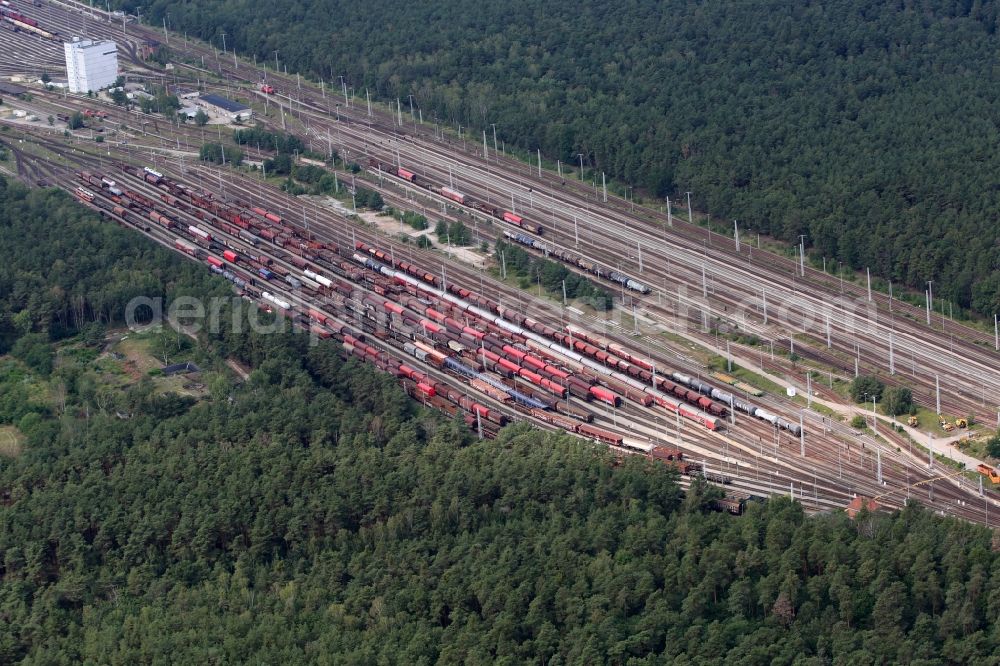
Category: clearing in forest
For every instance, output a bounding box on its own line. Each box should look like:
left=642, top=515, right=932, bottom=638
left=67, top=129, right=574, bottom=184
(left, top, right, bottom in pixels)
left=0, top=425, right=25, bottom=458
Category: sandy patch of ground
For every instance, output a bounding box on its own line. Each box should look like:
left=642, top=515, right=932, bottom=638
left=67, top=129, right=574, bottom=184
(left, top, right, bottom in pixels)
left=0, top=425, right=25, bottom=458
left=116, top=337, right=162, bottom=378
left=302, top=196, right=489, bottom=268
left=370, top=212, right=427, bottom=239
left=112, top=335, right=207, bottom=397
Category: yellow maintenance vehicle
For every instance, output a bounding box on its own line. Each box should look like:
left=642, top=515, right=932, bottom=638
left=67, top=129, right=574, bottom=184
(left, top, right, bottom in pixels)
left=977, top=464, right=1000, bottom=484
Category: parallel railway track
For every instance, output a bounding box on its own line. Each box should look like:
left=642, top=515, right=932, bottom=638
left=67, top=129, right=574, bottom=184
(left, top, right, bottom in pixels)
left=0, top=0, right=996, bottom=522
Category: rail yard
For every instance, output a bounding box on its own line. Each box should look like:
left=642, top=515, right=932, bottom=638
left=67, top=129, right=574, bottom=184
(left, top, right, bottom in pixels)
left=1, top=0, right=999, bottom=525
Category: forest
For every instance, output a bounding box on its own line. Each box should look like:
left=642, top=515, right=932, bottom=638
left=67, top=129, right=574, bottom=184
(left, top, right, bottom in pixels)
left=120, top=0, right=1000, bottom=316
left=0, top=178, right=230, bottom=355
left=4, top=179, right=1000, bottom=662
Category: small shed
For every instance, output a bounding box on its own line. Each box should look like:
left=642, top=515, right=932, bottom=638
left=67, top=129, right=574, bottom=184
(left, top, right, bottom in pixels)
left=162, top=361, right=200, bottom=376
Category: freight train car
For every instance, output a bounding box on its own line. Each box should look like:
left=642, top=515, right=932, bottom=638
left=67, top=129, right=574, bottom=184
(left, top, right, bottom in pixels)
left=1, top=8, right=59, bottom=39
left=501, top=230, right=650, bottom=294
left=366, top=161, right=544, bottom=234
left=351, top=252, right=722, bottom=431
left=670, top=371, right=801, bottom=436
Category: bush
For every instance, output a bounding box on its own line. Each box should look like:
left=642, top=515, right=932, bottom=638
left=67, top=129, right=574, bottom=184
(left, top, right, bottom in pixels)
left=137, top=86, right=181, bottom=115
left=354, top=187, right=384, bottom=210
left=493, top=240, right=613, bottom=310
left=882, top=386, right=913, bottom=416
left=391, top=208, right=428, bottom=230
left=850, top=415, right=867, bottom=429
left=281, top=178, right=307, bottom=195
left=436, top=220, right=471, bottom=245
left=11, top=334, right=54, bottom=377
left=453, top=221, right=472, bottom=245
left=233, top=127, right=304, bottom=153
left=986, top=432, right=1000, bottom=458
left=292, top=164, right=326, bottom=184
left=263, top=153, right=292, bottom=175
left=850, top=375, right=884, bottom=403
left=200, top=143, right=243, bottom=166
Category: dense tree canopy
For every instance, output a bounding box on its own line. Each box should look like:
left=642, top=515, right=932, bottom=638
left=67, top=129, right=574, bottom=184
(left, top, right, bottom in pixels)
left=199, top=141, right=244, bottom=165
left=233, top=126, right=305, bottom=154
left=0, top=179, right=227, bottom=353
left=122, top=0, right=1000, bottom=314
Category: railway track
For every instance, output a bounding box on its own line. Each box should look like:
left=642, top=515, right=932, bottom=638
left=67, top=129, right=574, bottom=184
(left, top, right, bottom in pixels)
left=168, top=155, right=993, bottom=523
left=45, top=120, right=992, bottom=508
left=6, top=124, right=994, bottom=523
left=147, top=37, right=994, bottom=427
left=307, top=158, right=985, bottom=425
left=327, top=125, right=999, bottom=419
left=1, top=0, right=997, bottom=523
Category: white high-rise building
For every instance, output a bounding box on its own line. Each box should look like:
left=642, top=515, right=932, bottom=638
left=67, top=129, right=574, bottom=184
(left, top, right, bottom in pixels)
left=64, top=38, right=119, bottom=93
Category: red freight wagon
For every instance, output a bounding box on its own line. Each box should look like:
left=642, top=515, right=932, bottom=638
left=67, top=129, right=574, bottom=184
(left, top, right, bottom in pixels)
left=440, top=187, right=465, bottom=204
left=589, top=386, right=622, bottom=407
